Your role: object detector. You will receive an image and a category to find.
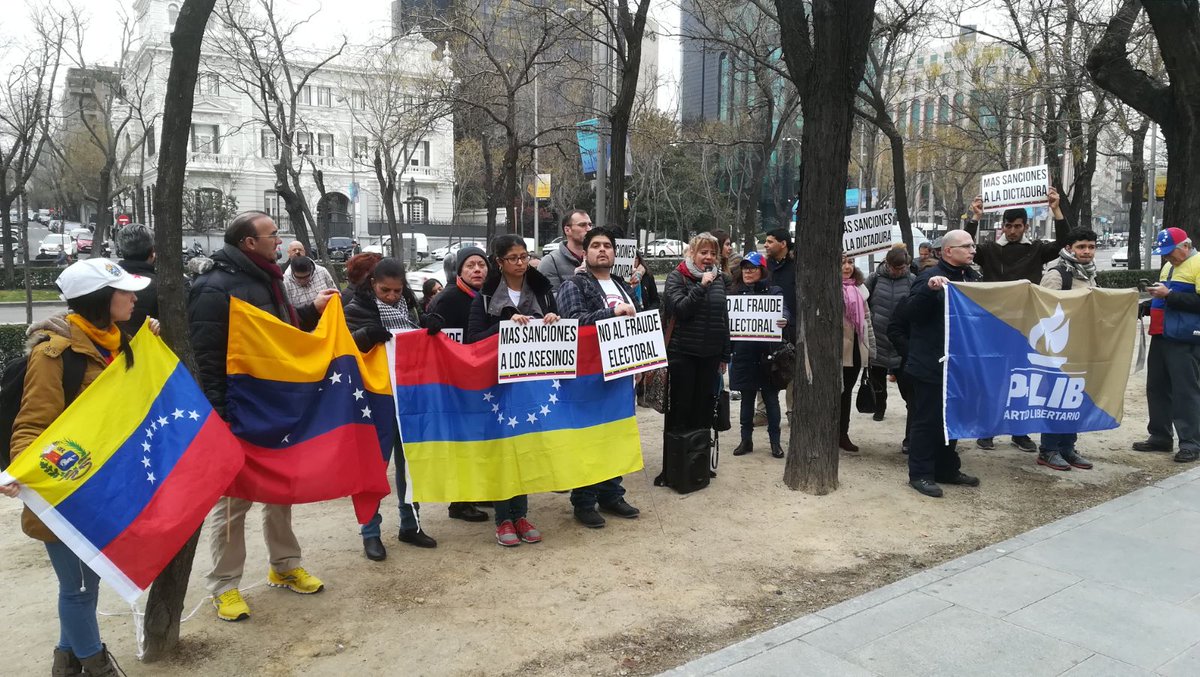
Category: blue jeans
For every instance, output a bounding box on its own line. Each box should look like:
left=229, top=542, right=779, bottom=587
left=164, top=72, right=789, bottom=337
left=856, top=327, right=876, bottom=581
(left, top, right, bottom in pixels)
left=570, top=477, right=626, bottom=510
left=740, top=388, right=781, bottom=444
left=45, top=540, right=102, bottom=659
left=1041, top=432, right=1078, bottom=453
left=494, top=495, right=528, bottom=525
left=360, top=438, right=419, bottom=539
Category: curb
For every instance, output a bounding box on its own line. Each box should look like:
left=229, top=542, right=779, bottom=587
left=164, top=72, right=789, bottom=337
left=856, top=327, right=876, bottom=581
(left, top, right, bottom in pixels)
left=0, top=301, right=64, bottom=307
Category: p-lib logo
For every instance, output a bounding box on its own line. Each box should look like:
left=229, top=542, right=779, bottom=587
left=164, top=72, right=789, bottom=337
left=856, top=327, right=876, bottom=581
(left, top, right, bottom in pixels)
left=1006, top=303, right=1086, bottom=411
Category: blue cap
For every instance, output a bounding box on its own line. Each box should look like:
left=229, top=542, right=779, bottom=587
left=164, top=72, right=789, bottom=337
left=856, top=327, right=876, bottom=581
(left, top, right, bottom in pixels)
left=1152, top=227, right=1188, bottom=256
left=741, top=252, right=767, bottom=268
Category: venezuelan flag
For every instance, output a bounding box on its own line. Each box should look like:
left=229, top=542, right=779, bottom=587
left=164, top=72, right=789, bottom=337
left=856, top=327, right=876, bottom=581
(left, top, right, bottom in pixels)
left=224, top=295, right=392, bottom=524
left=390, top=326, right=643, bottom=503
left=0, top=329, right=244, bottom=602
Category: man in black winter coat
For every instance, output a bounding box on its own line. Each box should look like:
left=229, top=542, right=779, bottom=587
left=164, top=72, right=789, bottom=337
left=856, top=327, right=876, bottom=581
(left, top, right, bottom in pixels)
left=556, top=227, right=642, bottom=528
left=187, top=211, right=337, bottom=621
left=428, top=246, right=488, bottom=333
left=903, top=229, right=982, bottom=499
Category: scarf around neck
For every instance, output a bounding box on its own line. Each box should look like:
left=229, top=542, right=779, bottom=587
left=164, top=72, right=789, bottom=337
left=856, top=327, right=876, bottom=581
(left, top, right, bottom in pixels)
left=456, top=276, right=479, bottom=299
left=1058, top=249, right=1097, bottom=282
left=376, top=296, right=418, bottom=331
left=243, top=248, right=301, bottom=326
left=67, top=313, right=121, bottom=355
left=680, top=258, right=711, bottom=280
left=842, top=278, right=867, bottom=336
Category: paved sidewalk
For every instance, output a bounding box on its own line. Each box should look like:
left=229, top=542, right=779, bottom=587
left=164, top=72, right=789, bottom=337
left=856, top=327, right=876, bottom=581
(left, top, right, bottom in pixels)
left=665, top=467, right=1200, bottom=677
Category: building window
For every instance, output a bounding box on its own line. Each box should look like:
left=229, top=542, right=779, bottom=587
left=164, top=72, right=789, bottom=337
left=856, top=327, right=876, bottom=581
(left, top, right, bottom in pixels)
left=317, top=86, right=332, bottom=107
left=295, top=131, right=312, bottom=155
left=953, top=93, right=965, bottom=122
left=317, top=133, right=334, bottom=157
left=351, top=90, right=367, bottom=110
left=409, top=140, right=430, bottom=166
left=938, top=95, right=949, bottom=123
left=406, top=196, right=428, bottom=224
left=352, top=135, right=369, bottom=160
left=923, top=97, right=935, bottom=132
left=909, top=99, right=920, bottom=136
left=145, top=124, right=155, bottom=156
left=717, top=52, right=730, bottom=121
left=264, top=190, right=290, bottom=229
left=190, top=124, right=219, bottom=153
left=299, top=86, right=311, bottom=105
left=260, top=130, right=278, bottom=158
left=198, top=72, right=220, bottom=96
left=168, top=3, right=179, bottom=24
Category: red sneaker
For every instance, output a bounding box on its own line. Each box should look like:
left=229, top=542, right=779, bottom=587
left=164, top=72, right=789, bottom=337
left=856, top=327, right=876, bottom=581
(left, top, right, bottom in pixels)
left=496, top=520, right=520, bottom=547
left=514, top=517, right=542, bottom=544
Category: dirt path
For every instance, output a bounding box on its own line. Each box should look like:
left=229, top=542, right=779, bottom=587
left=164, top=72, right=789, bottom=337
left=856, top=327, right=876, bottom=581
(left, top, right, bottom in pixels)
left=0, top=364, right=1181, bottom=676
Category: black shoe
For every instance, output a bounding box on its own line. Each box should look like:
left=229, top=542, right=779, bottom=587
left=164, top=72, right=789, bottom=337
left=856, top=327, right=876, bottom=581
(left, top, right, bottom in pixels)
left=909, top=479, right=943, bottom=498
left=733, top=440, right=753, bottom=456
left=942, top=472, right=981, bottom=487
left=901, top=441, right=909, bottom=455
left=872, top=411, right=885, bottom=422
left=598, top=499, right=640, bottom=519
left=771, top=442, right=784, bottom=458
left=574, top=507, right=606, bottom=528
left=976, top=437, right=996, bottom=450
left=1060, top=449, right=1093, bottom=470
left=363, top=536, right=387, bottom=561
left=448, top=503, right=489, bottom=522
left=398, top=528, right=438, bottom=548
left=1133, top=439, right=1173, bottom=453
left=1012, top=435, right=1037, bottom=453
left=1175, top=449, right=1200, bottom=463
left=1037, top=451, right=1071, bottom=471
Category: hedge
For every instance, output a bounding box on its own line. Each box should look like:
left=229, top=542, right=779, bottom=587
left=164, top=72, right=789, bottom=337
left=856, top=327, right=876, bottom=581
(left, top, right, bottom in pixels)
left=1096, top=269, right=1153, bottom=289
left=2, top=266, right=68, bottom=290
left=0, top=323, right=28, bottom=365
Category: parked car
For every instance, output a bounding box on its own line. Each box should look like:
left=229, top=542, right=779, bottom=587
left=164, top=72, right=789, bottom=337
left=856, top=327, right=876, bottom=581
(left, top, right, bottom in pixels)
left=47, top=219, right=64, bottom=233
left=327, top=237, right=356, bottom=262
left=430, top=245, right=450, bottom=260
left=1110, top=249, right=1159, bottom=269
left=646, top=238, right=685, bottom=257
left=541, top=236, right=564, bottom=256
left=71, top=228, right=108, bottom=256
left=36, top=209, right=51, bottom=225
left=427, top=240, right=487, bottom=264
left=406, top=260, right=446, bottom=292
left=38, top=233, right=77, bottom=259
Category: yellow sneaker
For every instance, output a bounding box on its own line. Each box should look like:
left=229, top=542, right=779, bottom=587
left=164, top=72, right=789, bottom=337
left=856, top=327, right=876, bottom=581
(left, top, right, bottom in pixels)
left=267, top=567, right=325, bottom=594
left=212, top=589, right=250, bottom=622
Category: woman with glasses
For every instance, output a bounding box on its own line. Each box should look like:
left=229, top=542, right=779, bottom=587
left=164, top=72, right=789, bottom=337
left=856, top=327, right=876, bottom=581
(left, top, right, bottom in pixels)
left=840, top=255, right=875, bottom=452
left=466, top=234, right=559, bottom=547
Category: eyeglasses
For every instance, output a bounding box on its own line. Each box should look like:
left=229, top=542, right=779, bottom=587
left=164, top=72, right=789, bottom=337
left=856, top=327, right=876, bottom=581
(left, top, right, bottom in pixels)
left=947, top=244, right=977, bottom=250
left=500, top=254, right=531, bottom=264
left=250, top=231, right=281, bottom=241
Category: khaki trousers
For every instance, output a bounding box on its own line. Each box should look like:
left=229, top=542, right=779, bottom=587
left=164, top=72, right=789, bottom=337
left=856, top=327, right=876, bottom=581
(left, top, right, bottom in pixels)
left=205, top=497, right=302, bottom=596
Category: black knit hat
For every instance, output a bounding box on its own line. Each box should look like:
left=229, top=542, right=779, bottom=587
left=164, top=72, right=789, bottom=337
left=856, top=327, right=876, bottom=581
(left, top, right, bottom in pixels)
left=455, top=246, right=487, bottom=276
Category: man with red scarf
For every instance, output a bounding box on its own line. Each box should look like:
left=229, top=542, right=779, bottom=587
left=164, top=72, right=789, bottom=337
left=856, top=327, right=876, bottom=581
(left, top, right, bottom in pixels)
left=188, top=210, right=338, bottom=622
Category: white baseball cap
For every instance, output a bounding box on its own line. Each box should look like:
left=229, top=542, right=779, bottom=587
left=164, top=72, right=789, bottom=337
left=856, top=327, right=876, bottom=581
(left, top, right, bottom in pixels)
left=56, top=258, right=150, bottom=300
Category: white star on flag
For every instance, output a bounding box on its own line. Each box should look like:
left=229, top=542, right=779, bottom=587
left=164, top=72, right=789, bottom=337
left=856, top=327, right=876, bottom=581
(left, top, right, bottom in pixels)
left=141, top=441, right=151, bottom=453
left=145, top=428, right=154, bottom=439
left=146, top=472, right=156, bottom=484
left=552, top=380, right=561, bottom=390
left=540, top=405, right=551, bottom=416
left=497, top=413, right=505, bottom=423
left=353, top=388, right=364, bottom=401
left=491, top=403, right=500, bottom=413
left=526, top=413, right=537, bottom=423
left=483, top=392, right=494, bottom=402
left=281, top=434, right=290, bottom=444
left=150, top=421, right=158, bottom=431
left=330, top=372, right=343, bottom=384
left=141, top=457, right=151, bottom=468
left=188, top=411, right=200, bottom=420
left=158, top=416, right=168, bottom=426
left=361, top=405, right=372, bottom=418
left=508, top=417, right=518, bottom=428
left=172, top=409, right=184, bottom=419
left=549, top=394, right=558, bottom=404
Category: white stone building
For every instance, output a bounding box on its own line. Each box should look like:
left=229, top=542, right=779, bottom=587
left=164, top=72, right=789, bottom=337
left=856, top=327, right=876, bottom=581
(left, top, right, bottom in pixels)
left=127, top=0, right=455, bottom=240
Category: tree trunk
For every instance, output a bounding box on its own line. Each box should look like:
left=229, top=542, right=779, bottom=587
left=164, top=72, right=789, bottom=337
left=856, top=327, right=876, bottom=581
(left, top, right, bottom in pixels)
left=742, top=143, right=768, bottom=243
left=503, top=137, right=520, bottom=234
left=1128, top=119, right=1149, bottom=268
left=95, top=164, right=114, bottom=247
left=482, top=133, right=498, bottom=242
left=607, top=1, right=651, bottom=233
left=884, top=126, right=914, bottom=253
left=144, top=0, right=217, bottom=661
left=374, top=151, right=400, bottom=254
left=0, top=197, right=14, bottom=287
left=776, top=0, right=876, bottom=494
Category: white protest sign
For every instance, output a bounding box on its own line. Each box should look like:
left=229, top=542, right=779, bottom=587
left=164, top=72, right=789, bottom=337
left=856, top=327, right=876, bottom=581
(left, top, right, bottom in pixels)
left=843, top=208, right=897, bottom=258
left=612, top=238, right=638, bottom=280
left=440, top=328, right=464, bottom=343
left=595, top=310, right=668, bottom=381
left=497, top=318, right=580, bottom=383
left=980, top=164, right=1049, bottom=212
left=727, top=295, right=785, bottom=342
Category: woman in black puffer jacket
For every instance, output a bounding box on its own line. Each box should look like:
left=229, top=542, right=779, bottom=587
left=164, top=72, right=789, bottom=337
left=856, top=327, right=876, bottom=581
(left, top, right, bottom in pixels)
left=344, top=257, right=443, bottom=562
left=662, top=233, right=731, bottom=435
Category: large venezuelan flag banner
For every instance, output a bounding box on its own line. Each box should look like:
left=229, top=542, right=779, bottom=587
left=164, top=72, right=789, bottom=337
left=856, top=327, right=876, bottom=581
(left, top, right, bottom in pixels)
left=390, top=327, right=643, bottom=502
left=224, top=295, right=391, bottom=524
left=0, top=329, right=244, bottom=602
left=944, top=281, right=1137, bottom=440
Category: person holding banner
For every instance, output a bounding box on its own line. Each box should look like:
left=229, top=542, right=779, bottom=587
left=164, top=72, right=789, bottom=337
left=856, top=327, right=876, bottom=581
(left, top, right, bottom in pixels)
left=965, top=187, right=1070, bottom=453
left=662, top=233, right=730, bottom=448
left=729, top=253, right=790, bottom=458
left=840, top=257, right=876, bottom=453
left=467, top=234, right=559, bottom=546
left=904, top=229, right=982, bottom=498
left=345, top=257, right=445, bottom=560
left=3, top=259, right=153, bottom=677
left=556, top=226, right=643, bottom=528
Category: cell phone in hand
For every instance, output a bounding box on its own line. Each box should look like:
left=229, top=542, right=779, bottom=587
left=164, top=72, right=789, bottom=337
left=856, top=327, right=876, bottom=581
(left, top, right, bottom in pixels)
left=1138, top=279, right=1152, bottom=292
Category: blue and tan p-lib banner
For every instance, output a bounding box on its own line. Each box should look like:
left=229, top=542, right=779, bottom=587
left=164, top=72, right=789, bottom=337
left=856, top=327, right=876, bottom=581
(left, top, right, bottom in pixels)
left=943, top=281, right=1138, bottom=441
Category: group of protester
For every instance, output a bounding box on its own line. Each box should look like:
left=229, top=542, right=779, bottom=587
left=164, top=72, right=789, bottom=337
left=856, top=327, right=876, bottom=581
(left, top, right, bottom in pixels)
left=5, top=192, right=1198, bottom=674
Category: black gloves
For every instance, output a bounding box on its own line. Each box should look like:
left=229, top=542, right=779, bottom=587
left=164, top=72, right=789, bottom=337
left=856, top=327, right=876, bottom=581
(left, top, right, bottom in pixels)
left=364, top=325, right=392, bottom=345
left=421, top=312, right=446, bottom=336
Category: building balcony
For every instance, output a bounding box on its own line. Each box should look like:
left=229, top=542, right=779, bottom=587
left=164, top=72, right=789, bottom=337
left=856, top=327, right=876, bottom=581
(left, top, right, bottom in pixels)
left=188, top=152, right=239, bottom=171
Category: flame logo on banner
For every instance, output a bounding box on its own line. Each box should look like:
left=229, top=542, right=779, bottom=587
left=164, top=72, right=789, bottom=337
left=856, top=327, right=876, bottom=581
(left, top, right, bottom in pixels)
left=1028, top=304, right=1069, bottom=368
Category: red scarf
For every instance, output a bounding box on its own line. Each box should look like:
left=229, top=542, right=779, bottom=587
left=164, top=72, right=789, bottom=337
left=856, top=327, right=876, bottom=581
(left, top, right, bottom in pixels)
left=456, top=276, right=478, bottom=298
left=676, top=260, right=695, bottom=279
left=244, top=249, right=301, bottom=326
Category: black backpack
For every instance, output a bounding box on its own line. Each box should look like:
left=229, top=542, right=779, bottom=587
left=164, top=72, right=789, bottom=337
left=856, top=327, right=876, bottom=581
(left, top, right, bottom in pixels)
left=0, top=337, right=86, bottom=470
left=1057, top=266, right=1073, bottom=291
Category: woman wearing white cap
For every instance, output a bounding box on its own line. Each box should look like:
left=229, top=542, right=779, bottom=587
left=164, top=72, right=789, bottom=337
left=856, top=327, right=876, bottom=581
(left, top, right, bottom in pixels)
left=1, top=258, right=152, bottom=677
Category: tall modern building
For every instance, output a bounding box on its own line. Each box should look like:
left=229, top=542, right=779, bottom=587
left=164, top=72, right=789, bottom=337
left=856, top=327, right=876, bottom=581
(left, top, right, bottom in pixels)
left=679, top=0, right=725, bottom=124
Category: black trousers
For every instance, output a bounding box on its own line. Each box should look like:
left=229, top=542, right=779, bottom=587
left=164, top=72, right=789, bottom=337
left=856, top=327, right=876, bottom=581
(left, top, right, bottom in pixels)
left=907, top=376, right=961, bottom=482
left=666, top=352, right=721, bottom=432
left=871, top=365, right=914, bottom=442
left=1146, top=335, right=1200, bottom=452
left=840, top=366, right=860, bottom=436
